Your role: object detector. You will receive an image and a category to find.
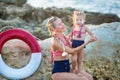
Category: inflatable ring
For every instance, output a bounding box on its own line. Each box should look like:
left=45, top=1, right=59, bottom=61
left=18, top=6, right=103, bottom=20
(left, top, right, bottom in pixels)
left=0, top=28, right=42, bottom=79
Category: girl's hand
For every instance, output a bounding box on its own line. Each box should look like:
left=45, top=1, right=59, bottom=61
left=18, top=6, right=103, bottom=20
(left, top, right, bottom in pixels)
left=88, top=38, right=95, bottom=43
left=92, top=36, right=97, bottom=41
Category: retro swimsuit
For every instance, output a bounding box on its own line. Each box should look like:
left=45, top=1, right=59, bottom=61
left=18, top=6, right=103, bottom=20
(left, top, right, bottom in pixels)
left=71, top=25, right=86, bottom=48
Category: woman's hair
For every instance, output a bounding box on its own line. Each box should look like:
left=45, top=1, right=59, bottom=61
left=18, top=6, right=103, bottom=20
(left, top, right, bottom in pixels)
left=72, top=10, right=86, bottom=23
left=46, top=16, right=59, bottom=35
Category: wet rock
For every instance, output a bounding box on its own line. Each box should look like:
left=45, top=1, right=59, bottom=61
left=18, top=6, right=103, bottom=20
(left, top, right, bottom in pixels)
left=0, top=3, right=32, bottom=20
left=0, top=17, right=33, bottom=33
left=0, top=0, right=27, bottom=6
left=86, top=12, right=120, bottom=24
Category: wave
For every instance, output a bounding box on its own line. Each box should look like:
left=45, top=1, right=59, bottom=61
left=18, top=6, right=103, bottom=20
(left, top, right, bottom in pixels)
left=27, top=0, right=120, bottom=18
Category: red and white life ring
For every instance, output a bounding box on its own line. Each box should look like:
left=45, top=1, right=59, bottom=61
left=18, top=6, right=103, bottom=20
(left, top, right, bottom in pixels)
left=0, top=28, right=42, bottom=79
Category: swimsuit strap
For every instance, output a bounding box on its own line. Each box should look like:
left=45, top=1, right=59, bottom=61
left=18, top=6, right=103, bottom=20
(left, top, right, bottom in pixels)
left=53, top=34, right=70, bottom=47
left=63, top=35, right=71, bottom=47
left=69, top=26, right=75, bottom=40
left=51, top=51, right=54, bottom=63
left=71, top=24, right=85, bottom=38
left=77, top=24, right=84, bottom=38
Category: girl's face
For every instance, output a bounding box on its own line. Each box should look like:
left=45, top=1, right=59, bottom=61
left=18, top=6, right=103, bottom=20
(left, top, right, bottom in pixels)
left=74, top=17, right=85, bottom=26
left=54, top=19, right=65, bottom=32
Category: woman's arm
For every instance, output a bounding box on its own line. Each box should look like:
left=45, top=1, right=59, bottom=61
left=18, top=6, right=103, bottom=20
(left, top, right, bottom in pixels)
left=51, top=37, right=94, bottom=55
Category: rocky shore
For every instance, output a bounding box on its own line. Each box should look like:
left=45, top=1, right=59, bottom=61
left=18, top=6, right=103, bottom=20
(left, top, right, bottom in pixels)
left=0, top=22, right=120, bottom=80
left=0, top=0, right=120, bottom=80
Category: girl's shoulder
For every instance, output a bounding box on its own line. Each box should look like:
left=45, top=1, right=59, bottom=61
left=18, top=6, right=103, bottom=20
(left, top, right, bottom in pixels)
left=83, top=25, right=88, bottom=30
left=83, top=24, right=87, bottom=28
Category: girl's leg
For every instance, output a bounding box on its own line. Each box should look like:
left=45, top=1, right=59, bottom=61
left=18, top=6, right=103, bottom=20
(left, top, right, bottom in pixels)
left=71, top=54, right=77, bottom=73
left=51, top=72, right=88, bottom=80
left=77, top=49, right=84, bottom=73
left=77, top=49, right=93, bottom=80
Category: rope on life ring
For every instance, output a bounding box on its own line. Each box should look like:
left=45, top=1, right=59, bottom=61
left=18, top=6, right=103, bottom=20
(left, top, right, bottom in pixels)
left=0, top=28, right=42, bottom=79
left=0, top=26, right=14, bottom=33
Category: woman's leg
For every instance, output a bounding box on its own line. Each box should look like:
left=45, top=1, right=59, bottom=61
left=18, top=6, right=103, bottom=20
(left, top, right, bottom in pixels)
left=51, top=72, right=88, bottom=80
left=71, top=54, right=77, bottom=73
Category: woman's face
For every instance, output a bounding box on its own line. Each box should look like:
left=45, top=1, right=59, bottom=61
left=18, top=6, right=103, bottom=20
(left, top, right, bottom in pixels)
left=54, top=19, right=65, bottom=32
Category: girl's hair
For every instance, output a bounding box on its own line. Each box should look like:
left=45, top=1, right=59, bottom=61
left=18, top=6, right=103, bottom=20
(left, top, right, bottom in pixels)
left=72, top=10, right=86, bottom=22
left=46, top=16, right=59, bottom=35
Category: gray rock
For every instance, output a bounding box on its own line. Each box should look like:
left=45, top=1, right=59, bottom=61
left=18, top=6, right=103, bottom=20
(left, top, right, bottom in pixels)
left=0, top=0, right=27, bottom=6
left=84, top=22, right=120, bottom=79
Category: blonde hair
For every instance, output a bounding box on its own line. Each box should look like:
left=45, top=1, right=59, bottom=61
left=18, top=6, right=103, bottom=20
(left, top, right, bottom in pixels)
left=46, top=16, right=59, bottom=35
left=72, top=10, right=86, bottom=23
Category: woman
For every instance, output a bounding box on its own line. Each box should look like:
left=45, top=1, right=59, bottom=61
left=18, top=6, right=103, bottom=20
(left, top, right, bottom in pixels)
left=46, top=16, right=94, bottom=80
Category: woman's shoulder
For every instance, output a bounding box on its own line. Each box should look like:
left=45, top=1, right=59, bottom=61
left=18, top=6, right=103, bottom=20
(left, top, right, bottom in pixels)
left=51, top=38, right=58, bottom=50
left=51, top=37, right=57, bottom=45
left=51, top=37, right=63, bottom=51
left=52, top=37, right=61, bottom=47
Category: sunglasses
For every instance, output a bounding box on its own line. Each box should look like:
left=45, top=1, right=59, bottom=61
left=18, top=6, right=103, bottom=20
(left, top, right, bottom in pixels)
left=49, top=17, right=58, bottom=23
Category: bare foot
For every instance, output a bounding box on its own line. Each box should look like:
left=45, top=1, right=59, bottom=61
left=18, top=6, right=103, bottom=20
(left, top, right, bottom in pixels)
left=77, top=72, right=84, bottom=77
left=70, top=69, right=77, bottom=74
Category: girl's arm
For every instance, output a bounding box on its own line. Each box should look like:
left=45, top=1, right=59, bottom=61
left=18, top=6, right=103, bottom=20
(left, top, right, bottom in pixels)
left=65, top=38, right=94, bottom=54
left=85, top=26, right=97, bottom=41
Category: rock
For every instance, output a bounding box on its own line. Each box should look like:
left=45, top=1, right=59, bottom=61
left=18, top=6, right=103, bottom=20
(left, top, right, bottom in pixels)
left=0, top=0, right=27, bottom=6
left=0, top=4, right=120, bottom=40
left=1, top=5, right=120, bottom=28
left=0, top=17, right=34, bottom=33
left=0, top=17, right=25, bottom=27
left=85, top=12, right=120, bottom=24
left=6, top=4, right=32, bottom=18
left=0, top=3, right=33, bottom=20
left=1, top=39, right=31, bottom=69
left=84, top=22, right=120, bottom=80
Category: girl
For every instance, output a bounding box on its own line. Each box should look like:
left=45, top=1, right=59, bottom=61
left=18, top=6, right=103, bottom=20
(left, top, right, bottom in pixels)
left=46, top=16, right=95, bottom=80
left=68, top=10, right=97, bottom=77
